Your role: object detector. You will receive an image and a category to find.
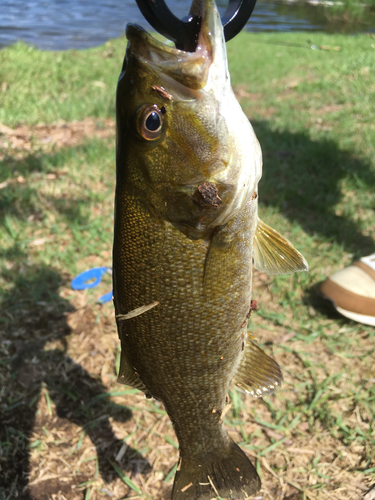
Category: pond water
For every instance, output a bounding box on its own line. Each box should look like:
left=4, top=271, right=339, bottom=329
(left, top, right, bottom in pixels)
left=0, top=0, right=374, bottom=51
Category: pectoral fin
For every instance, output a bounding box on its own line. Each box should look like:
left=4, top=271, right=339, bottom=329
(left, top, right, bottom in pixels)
left=203, top=230, right=231, bottom=293
left=233, top=336, right=283, bottom=397
left=118, top=347, right=152, bottom=399
left=253, top=218, right=309, bottom=275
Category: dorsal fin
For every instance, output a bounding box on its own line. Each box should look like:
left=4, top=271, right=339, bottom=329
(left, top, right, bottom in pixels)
left=253, top=218, right=308, bottom=275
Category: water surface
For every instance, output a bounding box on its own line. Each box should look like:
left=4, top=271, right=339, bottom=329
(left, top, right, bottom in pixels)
left=0, top=0, right=374, bottom=50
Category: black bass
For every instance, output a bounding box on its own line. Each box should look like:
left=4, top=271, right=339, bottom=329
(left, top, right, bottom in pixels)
left=112, top=0, right=308, bottom=498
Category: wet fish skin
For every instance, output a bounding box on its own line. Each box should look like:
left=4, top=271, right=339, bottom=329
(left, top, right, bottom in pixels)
left=113, top=0, right=307, bottom=498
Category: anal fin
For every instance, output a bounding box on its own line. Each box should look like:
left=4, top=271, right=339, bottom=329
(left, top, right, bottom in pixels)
left=233, top=336, right=283, bottom=397
left=118, top=348, right=152, bottom=399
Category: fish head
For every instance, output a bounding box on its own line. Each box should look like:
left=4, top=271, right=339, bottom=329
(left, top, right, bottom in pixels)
left=116, top=0, right=262, bottom=239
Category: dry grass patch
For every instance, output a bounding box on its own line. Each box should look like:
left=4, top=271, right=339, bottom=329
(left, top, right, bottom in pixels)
left=1, top=264, right=374, bottom=499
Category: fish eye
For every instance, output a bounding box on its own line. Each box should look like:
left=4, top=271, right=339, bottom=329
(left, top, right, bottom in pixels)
left=145, top=111, right=160, bottom=131
left=137, top=105, right=164, bottom=141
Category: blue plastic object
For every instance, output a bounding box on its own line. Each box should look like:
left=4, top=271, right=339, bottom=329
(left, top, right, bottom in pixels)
left=71, top=267, right=108, bottom=289
left=98, top=290, right=113, bottom=304
left=71, top=267, right=112, bottom=303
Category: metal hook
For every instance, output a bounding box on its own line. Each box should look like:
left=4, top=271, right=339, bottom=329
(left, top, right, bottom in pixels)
left=134, top=0, right=257, bottom=52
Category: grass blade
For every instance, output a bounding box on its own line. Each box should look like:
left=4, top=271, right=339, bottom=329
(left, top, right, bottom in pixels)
left=109, top=459, right=142, bottom=494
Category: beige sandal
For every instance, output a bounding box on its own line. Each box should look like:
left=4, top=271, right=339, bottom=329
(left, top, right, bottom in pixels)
left=320, top=254, right=375, bottom=326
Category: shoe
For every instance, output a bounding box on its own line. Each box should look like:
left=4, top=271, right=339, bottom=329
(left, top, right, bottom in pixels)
left=320, top=254, right=375, bottom=326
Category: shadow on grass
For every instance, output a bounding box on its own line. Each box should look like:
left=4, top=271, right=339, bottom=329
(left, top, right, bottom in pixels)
left=1, top=123, right=374, bottom=256
left=253, top=120, right=375, bottom=257
left=0, top=142, right=108, bottom=229
left=0, top=266, right=150, bottom=500
left=303, top=280, right=351, bottom=321
left=0, top=141, right=102, bottom=181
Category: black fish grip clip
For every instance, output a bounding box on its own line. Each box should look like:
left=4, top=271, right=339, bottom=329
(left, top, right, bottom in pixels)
left=134, top=0, right=257, bottom=52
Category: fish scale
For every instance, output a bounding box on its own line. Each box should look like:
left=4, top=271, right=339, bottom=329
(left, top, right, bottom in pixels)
left=114, top=199, right=256, bottom=462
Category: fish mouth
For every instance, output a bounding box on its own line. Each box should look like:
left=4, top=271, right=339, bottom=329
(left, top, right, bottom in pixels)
left=125, top=0, right=226, bottom=91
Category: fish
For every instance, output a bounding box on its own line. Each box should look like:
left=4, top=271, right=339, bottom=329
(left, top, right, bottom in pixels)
left=112, top=0, right=308, bottom=498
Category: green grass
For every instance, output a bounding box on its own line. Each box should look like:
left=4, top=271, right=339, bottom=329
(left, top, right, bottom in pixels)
left=0, top=138, right=114, bottom=305
left=325, top=0, right=375, bottom=22
left=284, top=0, right=375, bottom=24
left=0, top=40, right=123, bottom=126
left=227, top=31, right=375, bottom=260
left=0, top=31, right=374, bottom=499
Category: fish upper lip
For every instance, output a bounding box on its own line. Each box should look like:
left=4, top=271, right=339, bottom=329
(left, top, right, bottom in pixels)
left=126, top=23, right=200, bottom=58
left=126, top=22, right=213, bottom=91
left=126, top=23, right=184, bottom=58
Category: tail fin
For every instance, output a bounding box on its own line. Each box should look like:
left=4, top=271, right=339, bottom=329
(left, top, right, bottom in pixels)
left=172, top=440, right=260, bottom=500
